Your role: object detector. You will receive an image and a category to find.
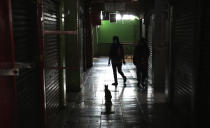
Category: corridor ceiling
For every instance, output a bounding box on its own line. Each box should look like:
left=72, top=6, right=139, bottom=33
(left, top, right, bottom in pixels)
left=90, top=0, right=142, bottom=14
left=89, top=0, right=154, bottom=15
left=90, top=0, right=139, bottom=3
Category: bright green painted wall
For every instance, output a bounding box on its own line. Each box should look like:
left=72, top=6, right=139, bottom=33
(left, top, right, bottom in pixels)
left=98, top=20, right=140, bottom=43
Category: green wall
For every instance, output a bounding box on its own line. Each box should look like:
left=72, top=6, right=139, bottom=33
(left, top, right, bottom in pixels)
left=94, top=20, right=139, bottom=56
left=98, top=20, right=140, bottom=43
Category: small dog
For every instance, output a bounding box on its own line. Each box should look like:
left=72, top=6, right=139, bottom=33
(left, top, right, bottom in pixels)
left=104, top=85, right=112, bottom=104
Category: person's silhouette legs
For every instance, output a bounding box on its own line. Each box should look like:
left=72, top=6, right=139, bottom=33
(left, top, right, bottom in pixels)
left=141, top=67, right=147, bottom=87
left=112, top=64, right=118, bottom=85
left=112, top=62, right=127, bottom=85
left=136, top=66, right=141, bottom=87
left=117, top=63, right=127, bottom=83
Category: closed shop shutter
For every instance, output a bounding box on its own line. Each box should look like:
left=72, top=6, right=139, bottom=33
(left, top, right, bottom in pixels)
left=200, top=1, right=210, bottom=127
left=147, top=15, right=153, bottom=84
left=43, top=0, right=61, bottom=117
left=12, top=0, right=41, bottom=127
left=172, top=0, right=195, bottom=125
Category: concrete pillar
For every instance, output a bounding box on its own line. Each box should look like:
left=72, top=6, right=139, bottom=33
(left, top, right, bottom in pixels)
left=64, top=0, right=81, bottom=92
left=152, top=0, right=169, bottom=91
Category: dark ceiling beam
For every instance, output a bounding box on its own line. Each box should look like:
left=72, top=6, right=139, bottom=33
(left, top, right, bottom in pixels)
left=89, top=0, right=152, bottom=15
left=90, top=0, right=139, bottom=3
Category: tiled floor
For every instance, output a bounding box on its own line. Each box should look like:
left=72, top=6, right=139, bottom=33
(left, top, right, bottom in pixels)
left=53, top=57, right=183, bottom=128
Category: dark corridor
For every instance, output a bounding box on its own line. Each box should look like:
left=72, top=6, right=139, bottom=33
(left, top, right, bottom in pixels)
left=1, top=0, right=210, bottom=128
left=48, top=57, right=184, bottom=128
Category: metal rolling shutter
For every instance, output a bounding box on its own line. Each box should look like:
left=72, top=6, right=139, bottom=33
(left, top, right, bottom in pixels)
left=172, top=0, right=195, bottom=123
left=147, top=18, right=153, bottom=84
left=147, top=40, right=152, bottom=84
left=200, top=1, right=210, bottom=127
left=43, top=0, right=61, bottom=115
left=12, top=0, right=41, bottom=127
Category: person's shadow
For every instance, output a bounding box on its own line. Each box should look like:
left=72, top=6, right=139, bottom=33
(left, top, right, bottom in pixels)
left=118, top=85, right=125, bottom=100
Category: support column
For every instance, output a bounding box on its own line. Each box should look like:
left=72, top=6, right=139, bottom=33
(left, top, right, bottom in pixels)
left=85, top=4, right=93, bottom=69
left=152, top=0, right=169, bottom=91
left=59, top=1, right=67, bottom=107
left=64, top=0, right=81, bottom=92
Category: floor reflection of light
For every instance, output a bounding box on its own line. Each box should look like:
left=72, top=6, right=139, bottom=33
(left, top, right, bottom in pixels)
left=147, top=104, right=153, bottom=110
left=80, top=101, right=85, bottom=108
left=122, top=89, right=136, bottom=99
left=147, top=85, right=154, bottom=102
left=146, top=86, right=154, bottom=113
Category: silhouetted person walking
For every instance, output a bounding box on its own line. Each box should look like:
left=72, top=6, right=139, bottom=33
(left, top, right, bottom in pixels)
left=108, top=36, right=127, bottom=86
left=133, top=38, right=150, bottom=88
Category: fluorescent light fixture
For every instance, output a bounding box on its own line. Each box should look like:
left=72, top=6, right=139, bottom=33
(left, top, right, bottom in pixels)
left=100, top=11, right=103, bottom=20
left=116, top=14, right=122, bottom=20
left=116, top=14, right=138, bottom=20
left=62, top=13, right=65, bottom=22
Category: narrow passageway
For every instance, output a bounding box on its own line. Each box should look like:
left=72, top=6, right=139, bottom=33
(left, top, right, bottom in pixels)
left=61, top=57, right=146, bottom=128
left=51, top=57, right=183, bottom=128
left=1, top=0, right=209, bottom=127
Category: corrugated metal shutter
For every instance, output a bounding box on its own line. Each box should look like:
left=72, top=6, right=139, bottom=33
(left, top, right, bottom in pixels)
left=43, top=0, right=61, bottom=115
left=147, top=16, right=153, bottom=84
left=200, top=1, right=210, bottom=127
left=172, top=0, right=195, bottom=124
left=12, top=0, right=41, bottom=128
